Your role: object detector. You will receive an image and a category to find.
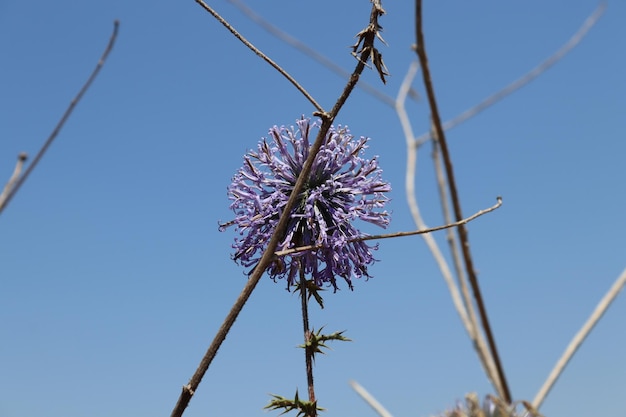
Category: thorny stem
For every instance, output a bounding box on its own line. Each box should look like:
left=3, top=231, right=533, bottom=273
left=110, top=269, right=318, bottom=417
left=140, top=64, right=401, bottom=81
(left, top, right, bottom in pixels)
left=331, top=0, right=386, bottom=117
left=170, top=2, right=385, bottom=416
left=299, top=270, right=317, bottom=415
left=414, top=0, right=512, bottom=403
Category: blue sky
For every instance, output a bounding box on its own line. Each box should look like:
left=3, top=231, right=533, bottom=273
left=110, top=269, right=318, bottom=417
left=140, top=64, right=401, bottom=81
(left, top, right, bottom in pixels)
left=1, top=1, right=625, bottom=417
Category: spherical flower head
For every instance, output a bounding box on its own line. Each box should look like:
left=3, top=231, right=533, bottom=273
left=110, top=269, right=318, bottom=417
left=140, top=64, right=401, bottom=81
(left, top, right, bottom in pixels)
left=221, top=117, right=391, bottom=291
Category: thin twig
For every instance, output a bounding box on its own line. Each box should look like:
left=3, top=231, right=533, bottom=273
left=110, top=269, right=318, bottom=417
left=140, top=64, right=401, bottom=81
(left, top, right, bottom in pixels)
left=224, top=0, right=415, bottom=108
left=194, top=0, right=323, bottom=113
left=349, top=380, right=394, bottom=417
left=0, top=21, right=119, bottom=216
left=274, top=197, right=502, bottom=257
left=170, top=3, right=386, bottom=416
left=0, top=153, right=28, bottom=210
left=431, top=125, right=483, bottom=360
left=532, top=267, right=626, bottom=409
left=414, top=0, right=512, bottom=403
left=431, top=127, right=467, bottom=298
left=414, top=2, right=606, bottom=147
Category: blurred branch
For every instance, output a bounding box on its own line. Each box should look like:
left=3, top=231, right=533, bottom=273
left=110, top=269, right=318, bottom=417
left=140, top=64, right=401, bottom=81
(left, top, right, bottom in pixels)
left=431, top=128, right=467, bottom=306
left=171, top=3, right=387, bottom=416
left=349, top=380, right=394, bottom=417
left=431, top=123, right=496, bottom=395
left=533, top=267, right=626, bottom=409
left=414, top=0, right=512, bottom=404
left=414, top=2, right=606, bottom=147
left=193, top=0, right=323, bottom=113
left=396, top=62, right=473, bottom=330
left=0, top=153, right=28, bottom=210
left=0, top=21, right=119, bottom=216
left=396, top=62, right=502, bottom=398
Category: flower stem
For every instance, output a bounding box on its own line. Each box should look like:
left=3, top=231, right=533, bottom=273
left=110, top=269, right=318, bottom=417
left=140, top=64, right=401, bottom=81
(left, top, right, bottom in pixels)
left=299, top=268, right=316, bottom=416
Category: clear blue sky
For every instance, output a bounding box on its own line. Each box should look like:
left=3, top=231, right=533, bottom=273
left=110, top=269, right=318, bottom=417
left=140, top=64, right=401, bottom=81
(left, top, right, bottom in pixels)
left=1, top=1, right=624, bottom=417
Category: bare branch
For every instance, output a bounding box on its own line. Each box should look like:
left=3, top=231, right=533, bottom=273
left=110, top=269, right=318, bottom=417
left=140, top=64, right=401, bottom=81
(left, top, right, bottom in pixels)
left=0, top=21, right=119, bottom=216
left=349, top=380, right=394, bottom=417
left=533, top=267, right=626, bottom=409
left=414, top=2, right=607, bottom=147
left=193, top=0, right=323, bottom=113
left=414, top=0, right=512, bottom=403
left=0, top=153, right=28, bottom=211
left=431, top=127, right=466, bottom=295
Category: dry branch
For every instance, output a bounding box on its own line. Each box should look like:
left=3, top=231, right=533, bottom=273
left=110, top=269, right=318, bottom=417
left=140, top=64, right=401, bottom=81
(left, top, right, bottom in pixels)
left=0, top=21, right=119, bottom=215
left=414, top=3, right=607, bottom=147
left=533, top=267, right=626, bottom=409
left=414, top=0, right=512, bottom=403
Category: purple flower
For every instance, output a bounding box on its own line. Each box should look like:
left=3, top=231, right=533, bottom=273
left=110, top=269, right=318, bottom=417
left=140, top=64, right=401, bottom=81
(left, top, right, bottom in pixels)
left=220, top=117, right=390, bottom=290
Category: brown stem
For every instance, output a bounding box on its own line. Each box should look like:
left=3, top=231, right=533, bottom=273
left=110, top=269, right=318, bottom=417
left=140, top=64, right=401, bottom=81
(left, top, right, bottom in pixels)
left=299, top=271, right=316, bottom=414
left=414, top=0, right=512, bottom=403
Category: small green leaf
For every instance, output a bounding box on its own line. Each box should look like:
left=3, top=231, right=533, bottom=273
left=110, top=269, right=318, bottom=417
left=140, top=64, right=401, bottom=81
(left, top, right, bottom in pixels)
left=298, top=327, right=351, bottom=363
left=305, top=280, right=325, bottom=309
left=265, top=390, right=325, bottom=417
